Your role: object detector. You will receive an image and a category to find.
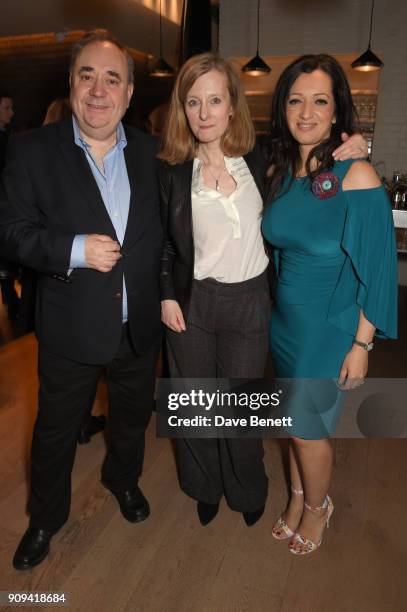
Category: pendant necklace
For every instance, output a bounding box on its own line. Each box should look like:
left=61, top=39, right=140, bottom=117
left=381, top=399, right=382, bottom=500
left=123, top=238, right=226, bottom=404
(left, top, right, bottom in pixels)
left=202, top=161, right=225, bottom=191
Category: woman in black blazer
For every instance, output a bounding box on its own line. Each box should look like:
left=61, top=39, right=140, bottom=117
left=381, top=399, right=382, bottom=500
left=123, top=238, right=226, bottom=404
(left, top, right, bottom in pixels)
left=158, top=53, right=365, bottom=526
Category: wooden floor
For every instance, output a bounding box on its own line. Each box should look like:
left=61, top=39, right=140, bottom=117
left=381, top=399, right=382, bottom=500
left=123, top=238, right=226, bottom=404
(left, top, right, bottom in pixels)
left=0, top=298, right=407, bottom=611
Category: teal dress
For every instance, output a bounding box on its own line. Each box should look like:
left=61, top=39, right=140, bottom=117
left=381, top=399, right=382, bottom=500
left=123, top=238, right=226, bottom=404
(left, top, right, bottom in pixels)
left=261, top=160, right=398, bottom=438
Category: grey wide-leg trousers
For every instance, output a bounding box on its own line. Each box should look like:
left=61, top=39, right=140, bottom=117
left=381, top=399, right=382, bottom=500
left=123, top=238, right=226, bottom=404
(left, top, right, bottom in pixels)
left=166, top=272, right=271, bottom=512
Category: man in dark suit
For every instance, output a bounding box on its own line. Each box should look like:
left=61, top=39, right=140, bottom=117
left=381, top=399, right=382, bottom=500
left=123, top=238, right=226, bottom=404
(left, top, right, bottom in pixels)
left=0, top=31, right=162, bottom=570
left=0, top=93, right=14, bottom=171
left=0, top=92, right=20, bottom=320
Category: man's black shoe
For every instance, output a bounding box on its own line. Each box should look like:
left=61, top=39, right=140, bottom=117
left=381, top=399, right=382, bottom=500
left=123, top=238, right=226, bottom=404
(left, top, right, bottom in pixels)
left=13, top=526, right=55, bottom=571
left=108, top=486, right=150, bottom=523
left=77, top=415, right=106, bottom=445
left=197, top=501, right=219, bottom=526
left=243, top=506, right=265, bottom=527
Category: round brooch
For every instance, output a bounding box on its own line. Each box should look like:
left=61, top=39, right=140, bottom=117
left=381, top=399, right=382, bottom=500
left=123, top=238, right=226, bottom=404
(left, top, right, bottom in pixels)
left=311, top=172, right=339, bottom=200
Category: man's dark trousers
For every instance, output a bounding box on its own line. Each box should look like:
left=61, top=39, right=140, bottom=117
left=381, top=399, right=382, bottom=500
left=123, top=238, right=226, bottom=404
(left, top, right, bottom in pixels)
left=29, top=325, right=160, bottom=532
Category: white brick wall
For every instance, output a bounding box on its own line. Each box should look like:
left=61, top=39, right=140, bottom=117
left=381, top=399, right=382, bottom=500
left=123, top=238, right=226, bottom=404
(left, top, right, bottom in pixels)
left=220, top=0, right=407, bottom=175
left=371, top=0, right=407, bottom=174
left=220, top=0, right=374, bottom=57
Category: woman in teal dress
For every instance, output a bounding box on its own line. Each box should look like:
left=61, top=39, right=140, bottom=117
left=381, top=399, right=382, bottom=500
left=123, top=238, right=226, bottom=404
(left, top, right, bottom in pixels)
left=261, top=54, right=397, bottom=555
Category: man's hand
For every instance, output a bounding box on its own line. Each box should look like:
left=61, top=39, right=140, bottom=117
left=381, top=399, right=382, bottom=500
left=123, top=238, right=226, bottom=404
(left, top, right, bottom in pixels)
left=161, top=299, right=186, bottom=332
left=332, top=132, right=369, bottom=161
left=85, top=234, right=121, bottom=272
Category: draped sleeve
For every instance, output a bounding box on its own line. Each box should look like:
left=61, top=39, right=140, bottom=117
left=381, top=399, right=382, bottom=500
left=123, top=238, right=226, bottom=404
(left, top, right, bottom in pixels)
left=327, top=185, right=398, bottom=339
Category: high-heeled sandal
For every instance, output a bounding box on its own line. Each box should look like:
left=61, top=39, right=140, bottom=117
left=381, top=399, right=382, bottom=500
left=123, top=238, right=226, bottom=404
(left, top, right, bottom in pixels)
left=289, top=495, right=334, bottom=555
left=271, top=486, right=304, bottom=540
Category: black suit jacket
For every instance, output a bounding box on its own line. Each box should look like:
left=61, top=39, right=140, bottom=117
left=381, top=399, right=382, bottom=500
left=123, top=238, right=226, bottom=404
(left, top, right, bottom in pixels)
left=0, top=129, right=9, bottom=174
left=0, top=119, right=162, bottom=363
left=158, top=145, right=273, bottom=320
left=0, top=129, right=20, bottom=278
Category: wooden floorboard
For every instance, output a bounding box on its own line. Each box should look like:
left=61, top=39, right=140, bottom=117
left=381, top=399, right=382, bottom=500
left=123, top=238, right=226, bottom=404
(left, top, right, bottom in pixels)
left=0, top=333, right=406, bottom=612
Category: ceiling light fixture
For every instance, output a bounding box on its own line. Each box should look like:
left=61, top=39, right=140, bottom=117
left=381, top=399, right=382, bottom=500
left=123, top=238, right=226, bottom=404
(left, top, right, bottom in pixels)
left=242, top=0, right=271, bottom=76
left=150, top=0, right=175, bottom=77
left=351, top=0, right=384, bottom=72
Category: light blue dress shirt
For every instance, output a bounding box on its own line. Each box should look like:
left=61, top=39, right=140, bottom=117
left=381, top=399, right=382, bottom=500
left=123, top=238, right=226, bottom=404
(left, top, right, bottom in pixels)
left=70, top=116, right=130, bottom=321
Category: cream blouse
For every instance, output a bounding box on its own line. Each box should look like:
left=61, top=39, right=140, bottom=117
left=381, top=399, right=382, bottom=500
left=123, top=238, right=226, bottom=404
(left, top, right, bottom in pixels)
left=191, top=156, right=268, bottom=283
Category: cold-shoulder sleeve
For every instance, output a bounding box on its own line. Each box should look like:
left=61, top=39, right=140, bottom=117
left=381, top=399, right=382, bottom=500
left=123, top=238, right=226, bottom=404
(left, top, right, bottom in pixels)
left=327, top=185, right=397, bottom=339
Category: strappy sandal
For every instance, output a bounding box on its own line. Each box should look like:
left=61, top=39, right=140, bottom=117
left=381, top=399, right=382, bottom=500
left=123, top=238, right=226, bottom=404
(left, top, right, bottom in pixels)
left=289, top=495, right=334, bottom=555
left=271, top=486, right=304, bottom=540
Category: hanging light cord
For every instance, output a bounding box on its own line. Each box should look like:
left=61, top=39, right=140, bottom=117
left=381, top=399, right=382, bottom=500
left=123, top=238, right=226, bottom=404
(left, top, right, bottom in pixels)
left=256, top=0, right=260, bottom=55
left=159, top=0, right=163, bottom=56
left=368, top=0, right=375, bottom=48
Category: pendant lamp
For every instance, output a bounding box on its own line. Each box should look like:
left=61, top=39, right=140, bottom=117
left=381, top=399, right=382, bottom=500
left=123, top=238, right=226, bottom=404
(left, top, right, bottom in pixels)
left=242, top=0, right=271, bottom=76
left=352, top=0, right=384, bottom=72
left=150, top=0, right=175, bottom=77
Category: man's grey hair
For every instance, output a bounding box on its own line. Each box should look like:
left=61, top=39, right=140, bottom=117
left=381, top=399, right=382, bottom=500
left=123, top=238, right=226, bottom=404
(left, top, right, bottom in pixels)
left=69, top=30, right=135, bottom=84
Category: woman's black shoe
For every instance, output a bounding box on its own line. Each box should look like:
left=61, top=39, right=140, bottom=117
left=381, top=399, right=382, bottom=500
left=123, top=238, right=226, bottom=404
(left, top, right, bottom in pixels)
left=243, top=506, right=265, bottom=526
left=77, top=415, right=106, bottom=444
left=197, top=501, right=219, bottom=526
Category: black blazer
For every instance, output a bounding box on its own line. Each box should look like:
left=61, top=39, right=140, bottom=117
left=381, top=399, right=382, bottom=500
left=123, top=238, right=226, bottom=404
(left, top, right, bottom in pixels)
left=158, top=145, right=273, bottom=320
left=0, top=129, right=9, bottom=174
left=0, top=119, right=162, bottom=363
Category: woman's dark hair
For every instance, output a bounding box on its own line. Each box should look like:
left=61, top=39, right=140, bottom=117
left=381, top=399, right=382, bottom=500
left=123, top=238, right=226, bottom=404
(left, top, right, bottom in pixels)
left=266, top=54, right=358, bottom=203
